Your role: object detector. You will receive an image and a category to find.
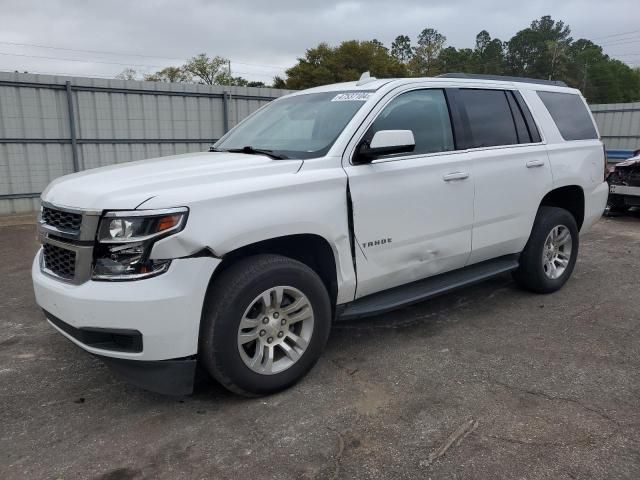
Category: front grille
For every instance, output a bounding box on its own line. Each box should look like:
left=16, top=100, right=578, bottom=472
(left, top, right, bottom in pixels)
left=41, top=206, right=82, bottom=233
left=42, top=243, right=76, bottom=279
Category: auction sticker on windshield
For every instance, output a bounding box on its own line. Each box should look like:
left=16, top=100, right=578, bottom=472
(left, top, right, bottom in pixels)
left=331, top=92, right=372, bottom=102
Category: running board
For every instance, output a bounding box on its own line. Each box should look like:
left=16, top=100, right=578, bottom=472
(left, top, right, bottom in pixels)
left=339, top=255, right=519, bottom=320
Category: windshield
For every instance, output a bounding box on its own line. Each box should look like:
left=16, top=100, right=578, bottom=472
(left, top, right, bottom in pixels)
left=214, top=91, right=372, bottom=159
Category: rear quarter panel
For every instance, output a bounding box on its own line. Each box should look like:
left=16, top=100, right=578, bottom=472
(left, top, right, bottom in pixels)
left=521, top=88, right=607, bottom=231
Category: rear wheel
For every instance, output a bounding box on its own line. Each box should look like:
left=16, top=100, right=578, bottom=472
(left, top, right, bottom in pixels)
left=200, top=254, right=331, bottom=396
left=513, top=206, right=579, bottom=293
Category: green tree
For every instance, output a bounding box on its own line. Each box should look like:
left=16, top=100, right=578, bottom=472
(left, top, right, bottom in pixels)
left=272, top=76, right=287, bottom=89
left=565, top=39, right=613, bottom=98
left=409, top=28, right=446, bottom=76
left=391, top=35, right=413, bottom=63
left=475, top=30, right=491, bottom=53
left=473, top=31, right=504, bottom=74
left=505, top=15, right=572, bottom=79
left=183, top=54, right=231, bottom=85
left=438, top=47, right=475, bottom=73
left=370, top=39, right=387, bottom=51
left=283, top=40, right=407, bottom=89
left=181, top=54, right=255, bottom=86
left=115, top=68, right=138, bottom=80
left=144, top=66, right=191, bottom=83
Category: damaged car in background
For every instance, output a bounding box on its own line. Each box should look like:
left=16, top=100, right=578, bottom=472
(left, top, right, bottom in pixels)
left=607, top=149, right=640, bottom=215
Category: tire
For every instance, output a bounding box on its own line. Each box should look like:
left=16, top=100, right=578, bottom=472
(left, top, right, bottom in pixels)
left=199, top=254, right=331, bottom=396
left=512, top=206, right=579, bottom=294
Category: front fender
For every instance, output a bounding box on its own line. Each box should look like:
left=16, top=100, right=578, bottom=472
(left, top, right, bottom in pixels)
left=147, top=165, right=356, bottom=304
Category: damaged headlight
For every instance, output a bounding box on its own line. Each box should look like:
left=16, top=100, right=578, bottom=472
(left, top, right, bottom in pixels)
left=92, top=207, right=188, bottom=281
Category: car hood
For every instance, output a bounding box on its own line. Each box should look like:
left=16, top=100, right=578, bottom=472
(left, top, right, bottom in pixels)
left=614, top=155, right=640, bottom=168
left=41, top=151, right=303, bottom=210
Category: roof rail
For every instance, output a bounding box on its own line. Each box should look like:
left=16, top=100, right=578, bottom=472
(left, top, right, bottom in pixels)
left=437, top=73, right=568, bottom=87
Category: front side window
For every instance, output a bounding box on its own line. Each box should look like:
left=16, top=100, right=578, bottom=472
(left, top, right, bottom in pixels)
left=366, top=89, right=455, bottom=156
left=215, top=91, right=372, bottom=159
left=458, top=89, right=519, bottom=148
left=537, top=91, right=598, bottom=141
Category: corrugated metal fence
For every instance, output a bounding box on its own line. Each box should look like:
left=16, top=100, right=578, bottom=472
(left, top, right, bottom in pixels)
left=590, top=102, right=640, bottom=152
left=2, top=71, right=639, bottom=215
left=0, top=71, right=292, bottom=214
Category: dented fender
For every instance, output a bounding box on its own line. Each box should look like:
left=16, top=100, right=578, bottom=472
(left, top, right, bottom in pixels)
left=146, top=158, right=358, bottom=305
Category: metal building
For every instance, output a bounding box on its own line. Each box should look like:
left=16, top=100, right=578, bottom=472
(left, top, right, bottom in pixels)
left=590, top=102, right=640, bottom=158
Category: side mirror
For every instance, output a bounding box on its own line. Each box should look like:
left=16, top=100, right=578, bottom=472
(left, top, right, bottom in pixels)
left=354, top=130, right=415, bottom=164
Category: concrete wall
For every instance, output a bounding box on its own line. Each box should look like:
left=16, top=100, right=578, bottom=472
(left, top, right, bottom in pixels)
left=0, top=71, right=292, bottom=214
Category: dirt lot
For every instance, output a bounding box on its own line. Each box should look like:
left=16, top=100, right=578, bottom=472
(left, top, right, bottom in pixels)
left=1, top=216, right=639, bottom=480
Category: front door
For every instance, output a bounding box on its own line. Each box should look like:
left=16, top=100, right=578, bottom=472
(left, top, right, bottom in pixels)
left=343, top=88, right=475, bottom=298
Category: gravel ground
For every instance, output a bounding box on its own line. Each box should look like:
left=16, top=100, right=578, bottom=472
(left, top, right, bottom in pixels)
left=1, top=216, right=639, bottom=479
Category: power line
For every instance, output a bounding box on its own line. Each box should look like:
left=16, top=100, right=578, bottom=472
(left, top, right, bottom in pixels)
left=0, top=51, right=282, bottom=80
left=0, top=40, right=285, bottom=70
left=591, top=29, right=640, bottom=41
left=0, top=40, right=186, bottom=61
left=0, top=51, right=167, bottom=68
left=12, top=69, right=127, bottom=79
left=7, top=67, right=279, bottom=83
left=601, top=38, right=640, bottom=47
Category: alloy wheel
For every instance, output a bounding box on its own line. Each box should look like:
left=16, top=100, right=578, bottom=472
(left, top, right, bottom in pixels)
left=542, top=225, right=572, bottom=280
left=237, top=286, right=314, bottom=375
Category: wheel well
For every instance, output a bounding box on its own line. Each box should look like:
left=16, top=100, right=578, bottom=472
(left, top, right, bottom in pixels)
left=213, top=234, right=338, bottom=306
left=540, top=186, right=585, bottom=230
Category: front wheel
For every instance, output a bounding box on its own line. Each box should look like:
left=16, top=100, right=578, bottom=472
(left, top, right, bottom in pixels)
left=513, top=206, right=579, bottom=293
left=199, top=254, right=331, bottom=396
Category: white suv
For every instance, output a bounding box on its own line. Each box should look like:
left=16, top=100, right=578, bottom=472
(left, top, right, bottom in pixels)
left=32, top=73, right=609, bottom=396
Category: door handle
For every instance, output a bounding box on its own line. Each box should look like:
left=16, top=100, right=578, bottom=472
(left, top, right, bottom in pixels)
left=526, top=159, right=545, bottom=168
left=443, top=172, right=470, bottom=182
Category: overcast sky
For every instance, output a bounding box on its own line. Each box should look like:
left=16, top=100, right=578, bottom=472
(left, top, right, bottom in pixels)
left=1, top=0, right=638, bottom=82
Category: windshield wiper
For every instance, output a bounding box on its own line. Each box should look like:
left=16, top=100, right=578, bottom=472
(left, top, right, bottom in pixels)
left=223, top=146, right=289, bottom=160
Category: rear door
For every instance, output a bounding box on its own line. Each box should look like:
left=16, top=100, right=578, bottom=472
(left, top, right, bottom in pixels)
left=343, top=87, right=475, bottom=298
left=450, top=88, right=553, bottom=264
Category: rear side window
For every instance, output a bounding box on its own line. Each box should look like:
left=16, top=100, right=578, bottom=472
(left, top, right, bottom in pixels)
left=458, top=89, right=518, bottom=148
left=537, top=91, right=598, bottom=141
left=512, top=91, right=542, bottom=143
left=506, top=92, right=531, bottom=143
left=368, top=89, right=454, bottom=155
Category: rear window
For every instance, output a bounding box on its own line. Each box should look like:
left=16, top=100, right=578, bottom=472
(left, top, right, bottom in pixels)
left=458, top=89, right=518, bottom=148
left=537, top=91, right=598, bottom=141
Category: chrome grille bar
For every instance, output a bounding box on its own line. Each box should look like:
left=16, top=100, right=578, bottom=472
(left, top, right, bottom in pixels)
left=37, top=202, right=101, bottom=284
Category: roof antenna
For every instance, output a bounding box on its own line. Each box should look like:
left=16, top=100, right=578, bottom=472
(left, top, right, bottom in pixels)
left=356, top=71, right=377, bottom=86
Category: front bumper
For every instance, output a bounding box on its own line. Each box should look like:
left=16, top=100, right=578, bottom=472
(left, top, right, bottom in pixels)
left=33, top=252, right=219, bottom=395
left=609, top=184, right=640, bottom=197
left=98, top=354, right=198, bottom=396
left=33, top=252, right=219, bottom=360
